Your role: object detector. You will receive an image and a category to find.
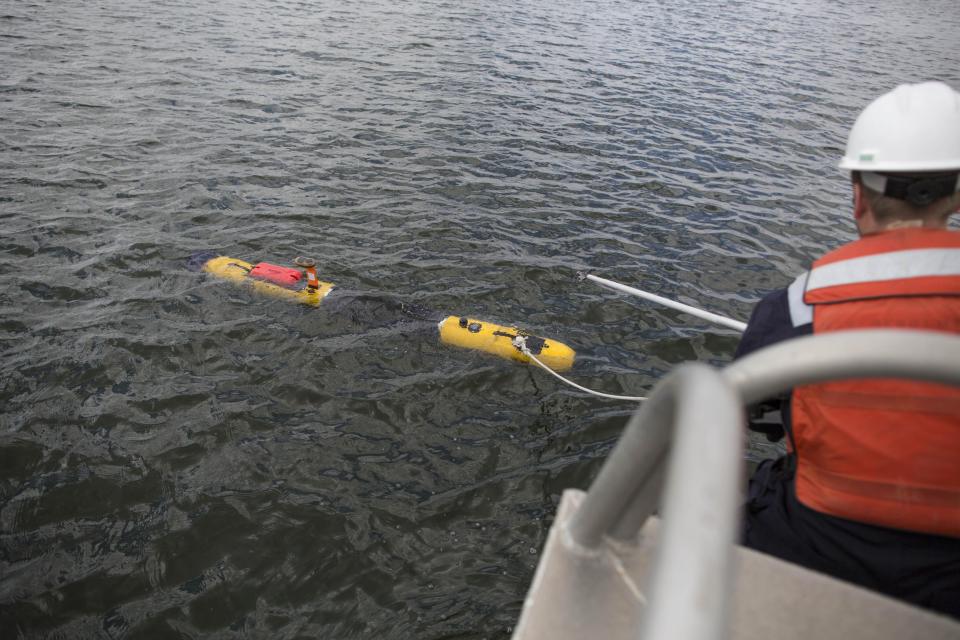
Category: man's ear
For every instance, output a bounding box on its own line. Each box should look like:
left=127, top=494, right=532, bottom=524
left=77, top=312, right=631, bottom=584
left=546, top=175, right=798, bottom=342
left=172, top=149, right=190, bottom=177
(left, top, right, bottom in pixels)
left=853, top=182, right=868, bottom=220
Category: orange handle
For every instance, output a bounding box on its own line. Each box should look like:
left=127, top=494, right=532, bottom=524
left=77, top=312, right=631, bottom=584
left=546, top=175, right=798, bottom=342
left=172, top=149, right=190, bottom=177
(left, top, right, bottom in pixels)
left=304, top=265, right=318, bottom=290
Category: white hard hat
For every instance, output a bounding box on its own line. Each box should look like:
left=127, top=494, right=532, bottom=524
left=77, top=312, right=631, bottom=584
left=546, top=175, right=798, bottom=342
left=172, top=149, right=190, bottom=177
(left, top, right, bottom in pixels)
left=839, top=81, right=960, bottom=172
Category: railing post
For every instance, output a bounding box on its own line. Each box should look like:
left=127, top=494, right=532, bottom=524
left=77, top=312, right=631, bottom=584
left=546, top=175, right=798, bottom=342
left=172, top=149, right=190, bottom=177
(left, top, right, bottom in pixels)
left=638, top=366, right=743, bottom=640
left=566, top=372, right=678, bottom=549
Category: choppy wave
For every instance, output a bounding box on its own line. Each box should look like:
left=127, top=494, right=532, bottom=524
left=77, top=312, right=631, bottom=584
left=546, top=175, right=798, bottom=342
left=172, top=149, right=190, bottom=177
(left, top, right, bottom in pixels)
left=1, top=0, right=958, bottom=636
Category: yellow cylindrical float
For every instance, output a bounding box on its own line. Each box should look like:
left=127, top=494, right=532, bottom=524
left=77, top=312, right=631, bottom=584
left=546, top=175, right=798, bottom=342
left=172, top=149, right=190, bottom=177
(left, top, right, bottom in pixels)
left=201, top=256, right=335, bottom=307
left=438, top=315, right=575, bottom=371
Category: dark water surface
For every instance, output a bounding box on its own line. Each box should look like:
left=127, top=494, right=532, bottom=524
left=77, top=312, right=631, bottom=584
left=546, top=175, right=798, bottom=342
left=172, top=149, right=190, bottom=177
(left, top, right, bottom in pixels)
left=2, top=0, right=959, bottom=637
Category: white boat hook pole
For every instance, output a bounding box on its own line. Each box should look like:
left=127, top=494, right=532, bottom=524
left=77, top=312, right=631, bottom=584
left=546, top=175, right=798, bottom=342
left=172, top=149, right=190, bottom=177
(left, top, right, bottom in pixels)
left=582, top=273, right=748, bottom=333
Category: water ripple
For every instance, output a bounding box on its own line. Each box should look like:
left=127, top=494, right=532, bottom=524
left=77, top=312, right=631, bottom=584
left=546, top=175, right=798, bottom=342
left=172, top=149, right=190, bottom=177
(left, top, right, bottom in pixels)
left=2, top=0, right=959, bottom=636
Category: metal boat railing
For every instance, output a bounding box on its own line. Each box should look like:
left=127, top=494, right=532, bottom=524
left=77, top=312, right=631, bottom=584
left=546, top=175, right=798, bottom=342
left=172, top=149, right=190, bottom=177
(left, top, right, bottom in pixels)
left=513, top=329, right=960, bottom=640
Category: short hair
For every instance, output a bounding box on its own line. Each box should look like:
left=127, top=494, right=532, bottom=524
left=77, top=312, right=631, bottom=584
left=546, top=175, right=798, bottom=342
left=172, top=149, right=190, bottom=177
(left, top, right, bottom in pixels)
left=852, top=171, right=960, bottom=226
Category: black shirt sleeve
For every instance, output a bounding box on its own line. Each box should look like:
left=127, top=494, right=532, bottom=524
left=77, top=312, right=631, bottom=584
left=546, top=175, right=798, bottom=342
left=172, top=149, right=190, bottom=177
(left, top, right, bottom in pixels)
left=734, top=287, right=812, bottom=360
left=734, top=286, right=813, bottom=441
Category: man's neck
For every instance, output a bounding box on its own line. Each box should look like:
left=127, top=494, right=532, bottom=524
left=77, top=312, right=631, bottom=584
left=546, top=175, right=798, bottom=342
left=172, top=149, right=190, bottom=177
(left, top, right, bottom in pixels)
left=878, top=219, right=925, bottom=231
left=858, top=217, right=949, bottom=237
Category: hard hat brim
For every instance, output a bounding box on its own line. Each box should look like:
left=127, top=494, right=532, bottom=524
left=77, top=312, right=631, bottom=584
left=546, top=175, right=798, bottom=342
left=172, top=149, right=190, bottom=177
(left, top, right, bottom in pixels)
left=839, top=158, right=960, bottom=173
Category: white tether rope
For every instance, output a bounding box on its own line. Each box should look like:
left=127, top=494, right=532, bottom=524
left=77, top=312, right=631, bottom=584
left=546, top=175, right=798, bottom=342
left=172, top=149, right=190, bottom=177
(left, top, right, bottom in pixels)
left=512, top=336, right=647, bottom=402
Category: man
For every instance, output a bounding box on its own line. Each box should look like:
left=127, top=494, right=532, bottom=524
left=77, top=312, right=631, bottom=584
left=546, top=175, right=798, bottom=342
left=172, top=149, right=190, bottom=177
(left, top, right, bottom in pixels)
left=734, top=81, right=960, bottom=619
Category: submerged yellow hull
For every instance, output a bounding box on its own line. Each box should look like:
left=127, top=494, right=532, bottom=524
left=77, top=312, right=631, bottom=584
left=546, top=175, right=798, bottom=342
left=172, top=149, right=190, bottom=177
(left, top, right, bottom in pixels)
left=202, top=256, right=334, bottom=307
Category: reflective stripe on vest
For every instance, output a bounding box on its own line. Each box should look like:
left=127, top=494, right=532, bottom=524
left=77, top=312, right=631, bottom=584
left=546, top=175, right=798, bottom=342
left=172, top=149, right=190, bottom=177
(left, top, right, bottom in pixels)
left=808, top=247, right=960, bottom=292
left=792, top=229, right=960, bottom=537
left=805, top=227, right=960, bottom=304
left=787, top=272, right=812, bottom=327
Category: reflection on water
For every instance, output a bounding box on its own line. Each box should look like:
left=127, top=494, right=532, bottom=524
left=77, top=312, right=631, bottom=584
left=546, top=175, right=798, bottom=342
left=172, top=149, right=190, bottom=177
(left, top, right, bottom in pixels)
left=1, top=0, right=958, bottom=636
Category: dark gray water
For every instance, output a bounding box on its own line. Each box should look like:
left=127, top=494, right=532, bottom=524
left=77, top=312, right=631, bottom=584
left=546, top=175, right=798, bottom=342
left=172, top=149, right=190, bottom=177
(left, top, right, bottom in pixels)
left=2, top=0, right=959, bottom=637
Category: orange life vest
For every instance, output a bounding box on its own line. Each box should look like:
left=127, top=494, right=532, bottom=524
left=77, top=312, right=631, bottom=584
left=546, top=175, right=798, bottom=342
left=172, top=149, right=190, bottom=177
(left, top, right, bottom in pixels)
left=791, top=228, right=960, bottom=537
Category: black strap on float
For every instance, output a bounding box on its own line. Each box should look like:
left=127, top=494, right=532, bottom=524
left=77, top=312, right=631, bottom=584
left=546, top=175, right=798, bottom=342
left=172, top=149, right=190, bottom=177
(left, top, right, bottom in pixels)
left=454, top=317, right=547, bottom=354
left=494, top=330, right=546, bottom=355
